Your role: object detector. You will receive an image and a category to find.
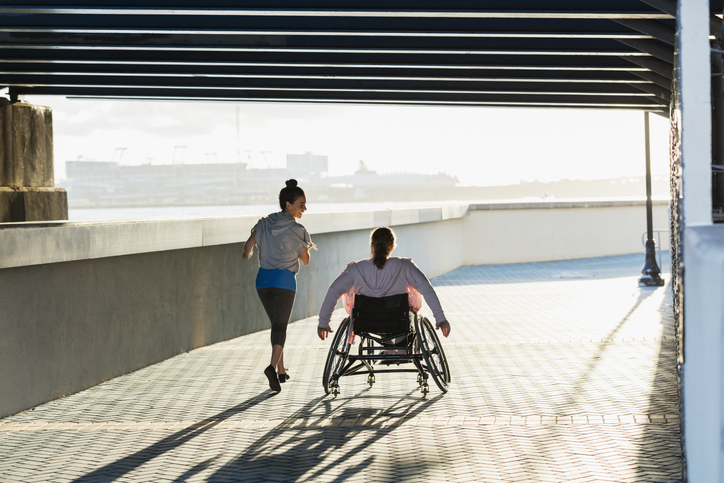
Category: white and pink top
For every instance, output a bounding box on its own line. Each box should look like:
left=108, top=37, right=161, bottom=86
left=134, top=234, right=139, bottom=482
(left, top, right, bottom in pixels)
left=317, top=257, right=447, bottom=330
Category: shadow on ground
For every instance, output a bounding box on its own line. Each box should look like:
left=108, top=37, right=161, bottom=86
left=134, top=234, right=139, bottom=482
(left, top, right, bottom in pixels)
left=207, top=391, right=443, bottom=482
left=634, top=279, right=682, bottom=483
left=72, top=392, right=277, bottom=482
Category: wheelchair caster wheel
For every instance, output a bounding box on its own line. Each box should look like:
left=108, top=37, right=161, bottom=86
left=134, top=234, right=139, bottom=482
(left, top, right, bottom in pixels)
left=421, top=383, right=429, bottom=396
left=368, top=375, right=375, bottom=387
left=332, top=383, right=340, bottom=398
left=417, top=374, right=423, bottom=387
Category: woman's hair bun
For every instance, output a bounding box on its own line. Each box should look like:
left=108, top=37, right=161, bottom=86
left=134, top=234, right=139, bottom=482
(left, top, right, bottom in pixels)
left=285, top=179, right=298, bottom=188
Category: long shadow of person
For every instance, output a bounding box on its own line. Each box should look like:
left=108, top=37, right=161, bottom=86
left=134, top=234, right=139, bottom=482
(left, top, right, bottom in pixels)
left=73, top=392, right=276, bottom=482
left=208, top=389, right=444, bottom=482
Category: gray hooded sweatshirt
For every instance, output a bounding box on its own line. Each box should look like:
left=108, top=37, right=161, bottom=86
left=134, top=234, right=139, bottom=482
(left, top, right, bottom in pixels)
left=318, top=257, right=447, bottom=328
left=253, top=212, right=312, bottom=274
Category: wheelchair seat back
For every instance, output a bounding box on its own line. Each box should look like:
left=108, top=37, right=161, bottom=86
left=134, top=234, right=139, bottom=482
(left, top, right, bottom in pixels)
left=352, top=293, right=410, bottom=334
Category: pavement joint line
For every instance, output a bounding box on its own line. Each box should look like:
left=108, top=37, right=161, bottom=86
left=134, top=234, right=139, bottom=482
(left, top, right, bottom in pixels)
left=200, top=336, right=668, bottom=351
left=0, top=415, right=680, bottom=431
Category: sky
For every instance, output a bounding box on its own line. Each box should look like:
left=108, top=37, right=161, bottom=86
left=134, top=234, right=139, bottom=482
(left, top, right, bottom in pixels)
left=23, top=95, right=672, bottom=187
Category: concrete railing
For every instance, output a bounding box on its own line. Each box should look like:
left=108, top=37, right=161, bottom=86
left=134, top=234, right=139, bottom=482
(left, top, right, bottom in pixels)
left=0, top=199, right=668, bottom=418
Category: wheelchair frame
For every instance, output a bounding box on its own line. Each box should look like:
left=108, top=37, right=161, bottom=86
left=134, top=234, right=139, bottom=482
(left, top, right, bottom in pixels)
left=322, top=295, right=451, bottom=397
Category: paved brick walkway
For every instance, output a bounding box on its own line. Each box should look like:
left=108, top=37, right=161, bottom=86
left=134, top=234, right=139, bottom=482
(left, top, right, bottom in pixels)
left=0, top=254, right=680, bottom=482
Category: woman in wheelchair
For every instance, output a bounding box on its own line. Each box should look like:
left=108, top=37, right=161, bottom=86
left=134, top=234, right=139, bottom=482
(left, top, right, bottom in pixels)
left=317, top=227, right=451, bottom=395
left=317, top=226, right=450, bottom=340
left=317, top=226, right=451, bottom=340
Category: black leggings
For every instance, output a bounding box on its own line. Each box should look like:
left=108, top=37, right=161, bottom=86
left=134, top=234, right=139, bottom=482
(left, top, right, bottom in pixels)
left=256, top=287, right=296, bottom=347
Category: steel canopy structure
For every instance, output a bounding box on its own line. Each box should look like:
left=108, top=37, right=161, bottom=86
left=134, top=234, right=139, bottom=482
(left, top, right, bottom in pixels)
left=0, top=1, right=720, bottom=112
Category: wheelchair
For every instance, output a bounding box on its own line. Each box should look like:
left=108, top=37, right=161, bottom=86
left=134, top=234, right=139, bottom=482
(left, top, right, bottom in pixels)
left=322, top=293, right=451, bottom=397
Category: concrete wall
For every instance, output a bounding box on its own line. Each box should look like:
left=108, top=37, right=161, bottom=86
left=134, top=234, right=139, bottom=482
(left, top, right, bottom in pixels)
left=463, top=200, right=669, bottom=265
left=0, top=243, right=261, bottom=420
left=0, top=206, right=467, bottom=418
left=0, top=200, right=664, bottom=418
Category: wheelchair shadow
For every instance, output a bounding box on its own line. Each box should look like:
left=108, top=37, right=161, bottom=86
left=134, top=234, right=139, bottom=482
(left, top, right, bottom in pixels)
left=71, top=392, right=277, bottom=483
left=207, top=390, right=444, bottom=482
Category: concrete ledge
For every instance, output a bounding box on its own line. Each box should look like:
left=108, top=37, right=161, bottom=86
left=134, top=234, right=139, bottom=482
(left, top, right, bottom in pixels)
left=0, top=205, right=470, bottom=270
left=0, top=199, right=664, bottom=270
left=470, top=197, right=669, bottom=211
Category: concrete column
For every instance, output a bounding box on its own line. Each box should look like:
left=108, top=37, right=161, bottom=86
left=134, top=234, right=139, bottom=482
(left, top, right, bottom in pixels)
left=677, top=0, right=712, bottom=226
left=677, top=0, right=721, bottom=481
left=0, top=97, right=68, bottom=222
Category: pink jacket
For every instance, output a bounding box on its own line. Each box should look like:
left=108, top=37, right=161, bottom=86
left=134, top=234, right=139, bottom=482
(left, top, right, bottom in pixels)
left=318, top=257, right=447, bottom=329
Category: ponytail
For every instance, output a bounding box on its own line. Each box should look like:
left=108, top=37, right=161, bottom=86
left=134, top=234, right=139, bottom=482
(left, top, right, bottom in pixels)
left=370, top=227, right=396, bottom=269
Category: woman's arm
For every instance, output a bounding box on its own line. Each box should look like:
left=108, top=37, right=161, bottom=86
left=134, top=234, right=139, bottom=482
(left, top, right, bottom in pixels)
left=406, top=261, right=451, bottom=336
left=300, top=246, right=310, bottom=266
left=242, top=230, right=256, bottom=259
left=317, top=269, right=354, bottom=340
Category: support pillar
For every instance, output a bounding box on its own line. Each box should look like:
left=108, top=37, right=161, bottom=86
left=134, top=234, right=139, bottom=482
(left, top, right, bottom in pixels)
left=710, top=14, right=724, bottom=221
left=0, top=97, right=68, bottom=222
left=639, top=111, right=665, bottom=286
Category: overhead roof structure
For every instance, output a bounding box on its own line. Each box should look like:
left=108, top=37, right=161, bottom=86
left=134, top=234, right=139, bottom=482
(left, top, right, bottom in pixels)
left=0, top=1, right=721, bottom=113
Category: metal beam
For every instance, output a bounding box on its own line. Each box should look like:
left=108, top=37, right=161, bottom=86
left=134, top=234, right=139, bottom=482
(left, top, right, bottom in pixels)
left=0, top=7, right=676, bottom=20
left=615, top=38, right=674, bottom=63
left=623, top=55, right=673, bottom=78
left=629, top=68, right=672, bottom=89
left=0, top=64, right=659, bottom=85
left=613, top=19, right=675, bottom=45
left=2, top=77, right=661, bottom=99
left=6, top=85, right=669, bottom=106
left=628, top=81, right=671, bottom=102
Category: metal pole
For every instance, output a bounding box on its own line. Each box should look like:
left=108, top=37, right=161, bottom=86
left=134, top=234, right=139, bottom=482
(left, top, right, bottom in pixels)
left=639, top=111, right=665, bottom=286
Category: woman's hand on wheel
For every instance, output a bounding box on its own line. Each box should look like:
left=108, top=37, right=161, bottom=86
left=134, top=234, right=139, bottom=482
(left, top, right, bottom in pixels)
left=437, top=320, right=451, bottom=338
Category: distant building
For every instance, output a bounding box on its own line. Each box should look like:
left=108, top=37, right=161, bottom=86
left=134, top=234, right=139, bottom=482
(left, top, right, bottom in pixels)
left=286, top=153, right=328, bottom=182
left=62, top=152, right=463, bottom=207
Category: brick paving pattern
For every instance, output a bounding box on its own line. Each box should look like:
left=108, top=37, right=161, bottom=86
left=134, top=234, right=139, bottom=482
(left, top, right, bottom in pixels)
left=0, top=253, right=680, bottom=482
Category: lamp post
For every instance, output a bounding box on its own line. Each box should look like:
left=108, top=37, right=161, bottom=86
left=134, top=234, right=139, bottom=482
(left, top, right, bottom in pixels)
left=639, top=111, right=665, bottom=287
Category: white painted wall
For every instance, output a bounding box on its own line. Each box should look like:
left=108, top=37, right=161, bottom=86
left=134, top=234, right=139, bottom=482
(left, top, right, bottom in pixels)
left=463, top=201, right=669, bottom=265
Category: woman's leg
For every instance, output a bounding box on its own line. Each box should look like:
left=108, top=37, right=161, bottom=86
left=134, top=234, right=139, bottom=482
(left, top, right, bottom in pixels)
left=277, top=348, right=286, bottom=375
left=257, top=288, right=296, bottom=388
left=271, top=344, right=283, bottom=370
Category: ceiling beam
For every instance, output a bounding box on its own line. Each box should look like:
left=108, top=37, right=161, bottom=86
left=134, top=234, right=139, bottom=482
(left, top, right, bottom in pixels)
left=615, top=38, right=674, bottom=63
left=613, top=19, right=675, bottom=45
left=0, top=7, right=675, bottom=20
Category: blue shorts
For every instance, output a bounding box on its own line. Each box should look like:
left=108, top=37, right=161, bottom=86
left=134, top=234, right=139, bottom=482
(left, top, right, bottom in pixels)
left=255, top=268, right=297, bottom=292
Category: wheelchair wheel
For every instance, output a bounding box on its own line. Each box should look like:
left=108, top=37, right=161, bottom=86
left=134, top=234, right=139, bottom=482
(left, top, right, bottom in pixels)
left=322, top=317, right=351, bottom=395
left=422, top=317, right=451, bottom=384
left=416, top=317, right=450, bottom=393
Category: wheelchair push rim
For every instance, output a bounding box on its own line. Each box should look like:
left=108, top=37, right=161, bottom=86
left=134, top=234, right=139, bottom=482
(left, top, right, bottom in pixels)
left=415, top=317, right=450, bottom=393
left=422, top=317, right=451, bottom=384
left=322, top=317, right=351, bottom=395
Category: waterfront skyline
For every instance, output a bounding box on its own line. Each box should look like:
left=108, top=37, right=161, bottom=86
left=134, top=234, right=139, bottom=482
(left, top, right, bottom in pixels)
left=25, top=95, right=671, bottom=187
